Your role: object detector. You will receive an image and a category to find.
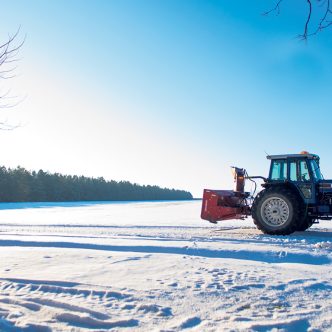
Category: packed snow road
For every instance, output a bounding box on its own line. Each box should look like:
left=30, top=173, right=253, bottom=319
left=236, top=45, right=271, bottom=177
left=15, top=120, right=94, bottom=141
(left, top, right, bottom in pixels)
left=0, top=200, right=332, bottom=331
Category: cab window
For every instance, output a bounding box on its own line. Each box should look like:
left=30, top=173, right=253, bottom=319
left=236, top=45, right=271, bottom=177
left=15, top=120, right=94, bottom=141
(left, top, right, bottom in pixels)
left=289, top=160, right=311, bottom=182
left=310, top=159, right=323, bottom=181
left=290, top=161, right=297, bottom=181
left=299, top=160, right=310, bottom=181
left=270, top=160, right=287, bottom=180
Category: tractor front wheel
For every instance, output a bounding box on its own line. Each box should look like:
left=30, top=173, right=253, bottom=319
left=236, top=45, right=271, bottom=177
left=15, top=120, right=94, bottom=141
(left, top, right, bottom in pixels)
left=252, top=187, right=304, bottom=235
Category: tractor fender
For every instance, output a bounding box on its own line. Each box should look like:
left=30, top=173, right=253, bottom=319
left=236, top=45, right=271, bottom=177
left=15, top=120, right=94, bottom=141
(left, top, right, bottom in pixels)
left=261, top=182, right=304, bottom=203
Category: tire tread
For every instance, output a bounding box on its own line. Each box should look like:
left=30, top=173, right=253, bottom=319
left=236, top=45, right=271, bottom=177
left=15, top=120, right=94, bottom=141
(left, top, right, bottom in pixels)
left=252, top=186, right=305, bottom=235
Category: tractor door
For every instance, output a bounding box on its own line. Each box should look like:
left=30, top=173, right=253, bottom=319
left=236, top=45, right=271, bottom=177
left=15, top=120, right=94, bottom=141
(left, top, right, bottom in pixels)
left=269, top=159, right=287, bottom=181
left=288, top=159, right=315, bottom=204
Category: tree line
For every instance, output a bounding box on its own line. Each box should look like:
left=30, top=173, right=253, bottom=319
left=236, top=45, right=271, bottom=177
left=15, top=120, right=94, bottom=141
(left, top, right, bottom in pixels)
left=0, top=166, right=193, bottom=202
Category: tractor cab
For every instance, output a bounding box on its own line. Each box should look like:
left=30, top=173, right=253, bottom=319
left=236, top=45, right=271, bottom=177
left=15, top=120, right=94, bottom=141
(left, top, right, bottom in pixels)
left=265, top=153, right=332, bottom=209
left=265, top=153, right=323, bottom=205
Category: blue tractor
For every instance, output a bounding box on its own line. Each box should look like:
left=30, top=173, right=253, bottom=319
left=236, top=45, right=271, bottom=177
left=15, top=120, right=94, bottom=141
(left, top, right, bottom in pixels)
left=201, top=152, right=332, bottom=235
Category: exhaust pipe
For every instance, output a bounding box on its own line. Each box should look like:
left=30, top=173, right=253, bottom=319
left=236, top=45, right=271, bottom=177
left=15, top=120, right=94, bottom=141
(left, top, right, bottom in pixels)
left=232, top=167, right=246, bottom=193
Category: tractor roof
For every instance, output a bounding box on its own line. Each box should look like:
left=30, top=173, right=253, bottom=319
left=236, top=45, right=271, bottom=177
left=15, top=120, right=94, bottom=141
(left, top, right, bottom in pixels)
left=267, top=153, right=319, bottom=160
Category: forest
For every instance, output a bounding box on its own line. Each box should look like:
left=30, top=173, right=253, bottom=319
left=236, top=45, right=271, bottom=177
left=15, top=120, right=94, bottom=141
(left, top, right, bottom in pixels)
left=0, top=166, right=193, bottom=202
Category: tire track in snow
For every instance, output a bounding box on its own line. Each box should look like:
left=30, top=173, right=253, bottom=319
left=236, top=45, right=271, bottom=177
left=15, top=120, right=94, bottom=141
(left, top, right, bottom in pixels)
left=0, top=278, right=165, bottom=331
left=0, top=277, right=181, bottom=331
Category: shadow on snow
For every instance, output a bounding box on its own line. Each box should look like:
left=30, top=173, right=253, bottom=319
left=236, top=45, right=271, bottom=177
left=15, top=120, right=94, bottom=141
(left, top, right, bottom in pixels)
left=0, top=239, right=329, bottom=265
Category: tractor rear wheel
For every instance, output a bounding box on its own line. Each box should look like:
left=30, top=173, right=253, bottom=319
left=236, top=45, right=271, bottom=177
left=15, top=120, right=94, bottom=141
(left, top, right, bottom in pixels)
left=296, top=217, right=314, bottom=231
left=252, top=187, right=304, bottom=235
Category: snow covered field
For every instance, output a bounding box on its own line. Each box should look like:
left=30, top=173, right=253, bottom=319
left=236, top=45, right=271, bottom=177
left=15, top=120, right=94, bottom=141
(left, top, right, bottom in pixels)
left=0, top=200, right=332, bottom=331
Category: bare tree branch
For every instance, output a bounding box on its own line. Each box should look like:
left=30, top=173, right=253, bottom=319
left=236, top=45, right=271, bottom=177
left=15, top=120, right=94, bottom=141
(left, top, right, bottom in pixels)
left=265, top=0, right=332, bottom=39
left=0, top=28, right=25, bottom=130
left=263, top=0, right=284, bottom=16
left=299, top=0, right=312, bottom=40
left=307, top=0, right=332, bottom=36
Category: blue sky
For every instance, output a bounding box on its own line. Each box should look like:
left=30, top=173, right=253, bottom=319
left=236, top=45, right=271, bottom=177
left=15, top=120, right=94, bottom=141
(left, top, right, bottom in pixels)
left=0, top=1, right=332, bottom=197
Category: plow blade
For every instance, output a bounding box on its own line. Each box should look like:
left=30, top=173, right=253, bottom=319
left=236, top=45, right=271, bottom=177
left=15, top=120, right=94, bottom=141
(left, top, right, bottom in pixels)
left=201, top=189, right=249, bottom=223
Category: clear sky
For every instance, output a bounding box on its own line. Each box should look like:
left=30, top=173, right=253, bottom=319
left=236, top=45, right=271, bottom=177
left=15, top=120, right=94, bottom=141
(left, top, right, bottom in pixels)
left=0, top=0, right=332, bottom=198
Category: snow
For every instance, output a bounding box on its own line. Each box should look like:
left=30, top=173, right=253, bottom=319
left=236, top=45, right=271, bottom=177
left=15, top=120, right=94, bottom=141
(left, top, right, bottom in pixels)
left=0, top=200, right=332, bottom=331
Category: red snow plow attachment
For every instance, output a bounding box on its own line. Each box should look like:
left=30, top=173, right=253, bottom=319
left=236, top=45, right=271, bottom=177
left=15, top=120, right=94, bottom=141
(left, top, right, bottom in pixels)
left=201, top=167, right=250, bottom=224
left=201, top=189, right=249, bottom=223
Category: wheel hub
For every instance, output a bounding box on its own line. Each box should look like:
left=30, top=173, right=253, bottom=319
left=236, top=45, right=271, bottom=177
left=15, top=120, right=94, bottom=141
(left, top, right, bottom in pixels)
left=260, top=197, right=290, bottom=227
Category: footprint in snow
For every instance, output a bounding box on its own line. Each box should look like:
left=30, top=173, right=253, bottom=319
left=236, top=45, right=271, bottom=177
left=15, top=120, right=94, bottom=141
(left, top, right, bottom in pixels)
left=137, top=304, right=160, bottom=313
left=122, top=304, right=136, bottom=310
left=223, top=278, right=234, bottom=285
left=168, top=282, right=178, bottom=287
left=179, top=316, right=202, bottom=329
left=158, top=307, right=172, bottom=317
